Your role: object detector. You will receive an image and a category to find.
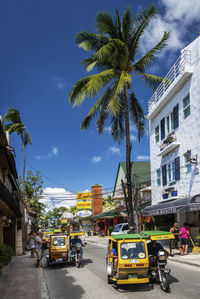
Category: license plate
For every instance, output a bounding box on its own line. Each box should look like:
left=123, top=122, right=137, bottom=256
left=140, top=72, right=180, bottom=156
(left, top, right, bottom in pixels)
left=128, top=274, right=137, bottom=279
left=56, top=258, right=63, bottom=262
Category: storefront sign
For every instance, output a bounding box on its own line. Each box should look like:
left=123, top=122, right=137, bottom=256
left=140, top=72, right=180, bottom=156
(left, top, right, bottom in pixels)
left=76, top=192, right=92, bottom=210
left=77, top=210, right=92, bottom=218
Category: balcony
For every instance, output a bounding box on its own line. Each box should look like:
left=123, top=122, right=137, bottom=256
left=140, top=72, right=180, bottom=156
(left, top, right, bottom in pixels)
left=148, top=50, right=193, bottom=119
left=157, top=132, right=180, bottom=157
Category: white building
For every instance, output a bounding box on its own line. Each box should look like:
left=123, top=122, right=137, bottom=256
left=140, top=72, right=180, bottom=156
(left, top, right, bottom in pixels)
left=143, top=37, right=200, bottom=237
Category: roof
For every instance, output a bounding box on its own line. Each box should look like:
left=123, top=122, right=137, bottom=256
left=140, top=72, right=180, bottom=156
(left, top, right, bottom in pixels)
left=141, top=230, right=173, bottom=236
left=92, top=209, right=119, bottom=220
left=111, top=233, right=149, bottom=240
left=113, top=161, right=151, bottom=197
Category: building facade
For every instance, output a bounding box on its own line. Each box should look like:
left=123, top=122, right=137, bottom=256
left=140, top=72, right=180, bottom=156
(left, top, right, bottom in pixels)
left=144, top=37, right=200, bottom=237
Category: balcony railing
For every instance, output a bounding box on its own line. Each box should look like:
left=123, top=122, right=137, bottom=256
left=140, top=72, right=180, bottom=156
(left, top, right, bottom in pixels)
left=148, top=50, right=192, bottom=113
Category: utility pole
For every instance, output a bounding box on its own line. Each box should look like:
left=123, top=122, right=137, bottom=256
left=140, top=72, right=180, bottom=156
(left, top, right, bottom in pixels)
left=133, top=174, right=139, bottom=233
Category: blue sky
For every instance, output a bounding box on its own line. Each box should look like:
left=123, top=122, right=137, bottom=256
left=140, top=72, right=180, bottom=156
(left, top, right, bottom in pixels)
left=1, top=0, right=200, bottom=208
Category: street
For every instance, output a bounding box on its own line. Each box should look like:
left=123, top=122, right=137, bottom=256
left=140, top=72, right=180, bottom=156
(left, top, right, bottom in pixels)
left=43, top=242, right=200, bottom=299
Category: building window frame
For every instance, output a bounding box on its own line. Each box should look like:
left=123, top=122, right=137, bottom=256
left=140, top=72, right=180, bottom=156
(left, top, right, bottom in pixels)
left=156, top=169, right=161, bottom=186
left=183, top=94, right=190, bottom=119
left=184, top=150, right=192, bottom=174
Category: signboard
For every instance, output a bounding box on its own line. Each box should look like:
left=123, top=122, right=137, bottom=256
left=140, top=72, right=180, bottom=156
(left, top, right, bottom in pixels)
left=77, top=210, right=92, bottom=218
left=76, top=192, right=92, bottom=210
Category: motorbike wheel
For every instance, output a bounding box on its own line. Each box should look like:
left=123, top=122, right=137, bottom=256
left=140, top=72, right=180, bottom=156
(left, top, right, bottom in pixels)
left=107, top=275, right=112, bottom=284
left=75, top=254, right=81, bottom=268
left=160, top=272, right=170, bottom=292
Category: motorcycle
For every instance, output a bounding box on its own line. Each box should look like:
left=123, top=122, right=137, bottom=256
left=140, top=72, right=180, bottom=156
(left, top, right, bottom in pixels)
left=150, top=250, right=171, bottom=292
left=70, top=243, right=82, bottom=268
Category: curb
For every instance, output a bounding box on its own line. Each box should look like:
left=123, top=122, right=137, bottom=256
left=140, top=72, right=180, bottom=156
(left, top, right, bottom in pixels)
left=168, top=257, right=200, bottom=268
left=39, top=267, right=52, bottom=299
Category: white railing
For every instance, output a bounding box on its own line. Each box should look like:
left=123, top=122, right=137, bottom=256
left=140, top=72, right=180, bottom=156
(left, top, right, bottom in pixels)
left=148, top=50, right=191, bottom=112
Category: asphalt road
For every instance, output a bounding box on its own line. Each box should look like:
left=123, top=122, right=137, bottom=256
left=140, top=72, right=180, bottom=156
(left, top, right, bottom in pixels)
left=43, top=242, right=200, bottom=299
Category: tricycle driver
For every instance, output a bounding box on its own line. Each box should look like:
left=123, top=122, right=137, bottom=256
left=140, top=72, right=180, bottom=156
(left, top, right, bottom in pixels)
left=71, top=235, right=85, bottom=257
left=147, top=240, right=171, bottom=266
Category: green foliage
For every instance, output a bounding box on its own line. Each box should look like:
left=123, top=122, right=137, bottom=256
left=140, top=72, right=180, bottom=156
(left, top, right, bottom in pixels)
left=102, top=195, right=113, bottom=206
left=44, top=206, right=69, bottom=221
left=21, top=170, right=45, bottom=231
left=0, top=242, right=14, bottom=269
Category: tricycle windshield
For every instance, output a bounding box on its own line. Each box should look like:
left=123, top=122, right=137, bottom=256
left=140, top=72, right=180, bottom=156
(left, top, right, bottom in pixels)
left=45, top=233, right=52, bottom=239
left=112, top=224, right=122, bottom=233
left=53, top=237, right=66, bottom=246
left=120, top=242, right=146, bottom=259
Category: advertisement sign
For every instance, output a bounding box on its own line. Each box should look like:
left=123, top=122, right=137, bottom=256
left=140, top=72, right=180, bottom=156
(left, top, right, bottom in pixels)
left=77, top=210, right=92, bottom=218
left=76, top=192, right=92, bottom=210
left=61, top=219, right=68, bottom=224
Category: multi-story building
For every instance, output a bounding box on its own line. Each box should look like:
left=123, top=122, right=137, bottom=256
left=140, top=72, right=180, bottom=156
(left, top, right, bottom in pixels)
left=143, top=37, right=200, bottom=237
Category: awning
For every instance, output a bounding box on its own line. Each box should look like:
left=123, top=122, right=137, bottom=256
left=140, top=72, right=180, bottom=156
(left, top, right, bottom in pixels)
left=92, top=209, right=119, bottom=220
left=142, top=194, right=200, bottom=217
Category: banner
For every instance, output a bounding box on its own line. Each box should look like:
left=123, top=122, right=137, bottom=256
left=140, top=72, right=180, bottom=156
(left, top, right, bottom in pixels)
left=76, top=192, right=92, bottom=210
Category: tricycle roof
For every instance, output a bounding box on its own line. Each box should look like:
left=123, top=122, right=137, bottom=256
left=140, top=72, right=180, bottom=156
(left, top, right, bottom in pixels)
left=111, top=233, right=149, bottom=241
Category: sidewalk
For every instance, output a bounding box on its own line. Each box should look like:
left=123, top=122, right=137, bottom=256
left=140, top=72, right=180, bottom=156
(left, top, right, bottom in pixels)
left=86, top=235, right=200, bottom=267
left=0, top=253, right=49, bottom=299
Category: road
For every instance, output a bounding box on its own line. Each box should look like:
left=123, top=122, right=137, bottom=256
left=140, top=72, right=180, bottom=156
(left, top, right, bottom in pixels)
left=43, top=242, right=200, bottom=299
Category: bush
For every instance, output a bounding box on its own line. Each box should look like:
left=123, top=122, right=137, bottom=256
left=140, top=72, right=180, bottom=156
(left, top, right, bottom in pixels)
left=0, top=242, right=14, bottom=268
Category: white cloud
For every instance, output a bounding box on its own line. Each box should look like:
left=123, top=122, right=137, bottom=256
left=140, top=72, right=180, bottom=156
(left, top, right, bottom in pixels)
left=53, top=76, right=66, bottom=90
left=109, top=146, right=120, bottom=154
left=130, top=134, right=137, bottom=142
left=40, top=187, right=76, bottom=210
left=92, top=156, right=101, bottom=163
left=136, top=155, right=150, bottom=161
left=34, top=146, right=59, bottom=160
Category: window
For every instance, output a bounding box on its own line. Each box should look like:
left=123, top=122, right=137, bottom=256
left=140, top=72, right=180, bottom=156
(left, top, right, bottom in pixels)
left=162, top=157, right=180, bottom=186
left=155, top=126, right=159, bottom=143
left=183, top=95, right=190, bottom=119
left=53, top=237, right=65, bottom=246
left=173, top=104, right=179, bottom=129
left=167, top=161, right=176, bottom=184
left=120, top=242, right=146, bottom=259
left=156, top=169, right=161, bottom=186
left=166, top=112, right=174, bottom=134
left=184, top=150, right=192, bottom=174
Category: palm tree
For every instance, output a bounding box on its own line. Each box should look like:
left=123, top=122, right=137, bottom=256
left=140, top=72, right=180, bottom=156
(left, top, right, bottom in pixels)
left=4, top=108, right=32, bottom=190
left=69, top=5, right=170, bottom=232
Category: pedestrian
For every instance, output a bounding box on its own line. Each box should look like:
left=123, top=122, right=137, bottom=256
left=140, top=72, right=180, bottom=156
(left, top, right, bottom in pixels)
left=29, top=231, right=36, bottom=258
left=180, top=222, right=190, bottom=255
left=35, top=231, right=46, bottom=268
left=169, top=222, right=183, bottom=256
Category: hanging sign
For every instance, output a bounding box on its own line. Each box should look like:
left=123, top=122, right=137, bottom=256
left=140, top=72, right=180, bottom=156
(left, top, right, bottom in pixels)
left=77, top=210, right=92, bottom=218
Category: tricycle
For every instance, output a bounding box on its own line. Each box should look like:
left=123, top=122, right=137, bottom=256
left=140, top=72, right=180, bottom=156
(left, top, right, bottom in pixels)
left=106, top=230, right=174, bottom=292
left=46, top=231, right=84, bottom=267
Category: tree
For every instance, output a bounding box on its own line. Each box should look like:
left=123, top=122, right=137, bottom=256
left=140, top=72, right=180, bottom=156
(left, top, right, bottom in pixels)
left=69, top=206, right=78, bottom=215
left=22, top=170, right=45, bottom=231
left=4, top=108, right=32, bottom=190
left=69, top=5, right=170, bottom=232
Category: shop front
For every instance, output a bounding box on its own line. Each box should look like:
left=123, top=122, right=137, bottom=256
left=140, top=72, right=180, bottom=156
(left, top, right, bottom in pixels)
left=143, top=195, right=200, bottom=240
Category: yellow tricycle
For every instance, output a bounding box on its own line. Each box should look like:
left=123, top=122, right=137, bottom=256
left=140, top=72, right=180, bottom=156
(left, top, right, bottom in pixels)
left=106, top=230, right=174, bottom=292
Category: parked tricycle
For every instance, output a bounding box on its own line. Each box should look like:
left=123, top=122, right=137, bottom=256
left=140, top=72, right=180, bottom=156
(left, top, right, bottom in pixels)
left=106, top=230, right=174, bottom=292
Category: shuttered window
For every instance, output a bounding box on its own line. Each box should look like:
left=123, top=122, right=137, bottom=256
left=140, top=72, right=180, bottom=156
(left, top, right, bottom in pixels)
left=175, top=156, right=180, bottom=181
left=161, top=118, right=165, bottom=140
left=173, top=104, right=179, bottom=129
left=162, top=165, right=167, bottom=186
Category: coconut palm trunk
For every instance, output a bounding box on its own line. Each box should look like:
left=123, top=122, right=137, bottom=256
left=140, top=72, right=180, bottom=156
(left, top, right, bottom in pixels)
left=124, top=82, right=134, bottom=232
left=22, top=138, right=26, bottom=191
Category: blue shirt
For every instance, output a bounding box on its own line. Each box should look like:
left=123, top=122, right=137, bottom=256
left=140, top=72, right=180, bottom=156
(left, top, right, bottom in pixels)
left=72, top=238, right=82, bottom=245
left=111, top=248, right=117, bottom=256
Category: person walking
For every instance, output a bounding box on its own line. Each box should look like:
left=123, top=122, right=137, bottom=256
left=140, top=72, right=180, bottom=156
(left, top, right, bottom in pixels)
left=169, top=222, right=183, bottom=256
left=29, top=231, right=36, bottom=258
left=180, top=222, right=190, bottom=255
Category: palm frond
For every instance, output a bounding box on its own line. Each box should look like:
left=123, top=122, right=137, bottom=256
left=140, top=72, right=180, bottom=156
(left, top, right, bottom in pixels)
left=69, top=69, right=115, bottom=106
left=96, top=11, right=118, bottom=38
left=129, top=92, right=145, bottom=141
left=81, top=88, right=111, bottom=130
left=129, top=4, right=157, bottom=61
left=108, top=71, right=131, bottom=115
left=115, top=9, right=122, bottom=39
left=4, top=108, right=22, bottom=124
left=142, top=73, right=164, bottom=91
left=5, top=123, right=24, bottom=134
left=122, top=6, right=132, bottom=43
left=134, top=31, right=171, bottom=72
left=75, top=31, right=109, bottom=52
left=110, top=94, right=125, bottom=142
left=22, top=130, right=32, bottom=147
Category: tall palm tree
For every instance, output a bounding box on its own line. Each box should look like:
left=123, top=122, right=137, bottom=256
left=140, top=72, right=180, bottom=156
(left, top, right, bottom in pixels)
left=4, top=108, right=32, bottom=190
left=69, top=5, right=170, bottom=232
